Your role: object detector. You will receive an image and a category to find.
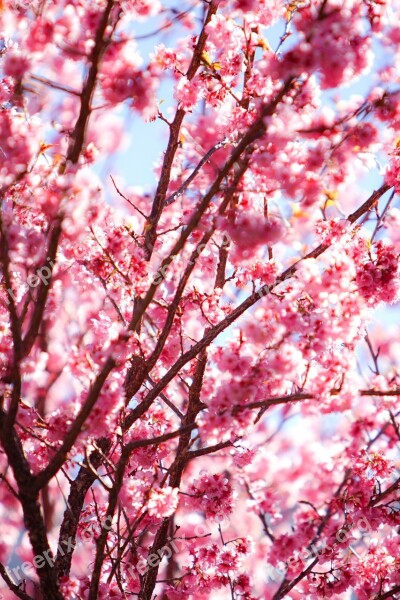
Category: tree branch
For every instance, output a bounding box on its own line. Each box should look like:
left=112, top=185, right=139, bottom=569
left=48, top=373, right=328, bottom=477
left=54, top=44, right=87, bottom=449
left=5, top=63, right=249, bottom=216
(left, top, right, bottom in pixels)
left=88, top=424, right=196, bottom=600
left=163, top=139, right=229, bottom=207
left=64, top=0, right=116, bottom=166
left=55, top=437, right=112, bottom=579
left=143, top=0, right=219, bottom=260
left=0, top=561, right=33, bottom=600
left=187, top=440, right=233, bottom=458
left=138, top=349, right=208, bottom=600
left=34, top=356, right=116, bottom=491
left=129, top=78, right=295, bottom=333
left=0, top=217, right=23, bottom=428
left=347, top=183, right=391, bottom=224
left=374, top=584, right=400, bottom=600
left=0, top=410, right=62, bottom=599
left=21, top=215, right=63, bottom=359
left=370, top=475, right=400, bottom=507
left=272, top=557, right=319, bottom=600
left=123, top=181, right=395, bottom=432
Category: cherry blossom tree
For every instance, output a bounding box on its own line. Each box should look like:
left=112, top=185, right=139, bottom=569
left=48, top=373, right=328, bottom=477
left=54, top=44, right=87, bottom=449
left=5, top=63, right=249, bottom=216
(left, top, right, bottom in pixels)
left=2, top=0, right=400, bottom=598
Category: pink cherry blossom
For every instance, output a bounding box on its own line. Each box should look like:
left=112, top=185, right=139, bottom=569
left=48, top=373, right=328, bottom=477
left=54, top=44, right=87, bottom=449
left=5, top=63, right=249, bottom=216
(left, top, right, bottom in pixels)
left=147, top=486, right=180, bottom=518
left=2, top=1, right=400, bottom=599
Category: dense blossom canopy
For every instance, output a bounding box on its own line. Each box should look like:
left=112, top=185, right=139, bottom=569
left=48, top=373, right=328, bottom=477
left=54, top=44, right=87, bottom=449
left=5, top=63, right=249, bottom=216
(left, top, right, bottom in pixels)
left=1, top=0, right=400, bottom=598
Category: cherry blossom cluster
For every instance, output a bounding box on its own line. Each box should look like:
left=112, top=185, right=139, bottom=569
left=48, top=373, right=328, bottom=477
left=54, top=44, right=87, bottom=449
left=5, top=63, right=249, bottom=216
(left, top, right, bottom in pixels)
left=1, top=0, right=400, bottom=599
left=355, top=240, right=400, bottom=304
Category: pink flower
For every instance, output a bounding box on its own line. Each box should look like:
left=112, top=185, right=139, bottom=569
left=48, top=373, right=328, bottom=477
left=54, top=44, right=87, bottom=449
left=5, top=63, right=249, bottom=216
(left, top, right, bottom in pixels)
left=175, top=75, right=205, bottom=111
left=226, top=215, right=284, bottom=262
left=3, top=51, right=31, bottom=79
left=25, top=18, right=54, bottom=51
left=153, top=45, right=181, bottom=70
left=353, top=449, right=394, bottom=480
left=355, top=241, right=399, bottom=304
left=386, top=146, right=400, bottom=192
left=122, top=0, right=161, bottom=17
left=147, top=486, right=180, bottom=518
left=185, top=473, right=236, bottom=520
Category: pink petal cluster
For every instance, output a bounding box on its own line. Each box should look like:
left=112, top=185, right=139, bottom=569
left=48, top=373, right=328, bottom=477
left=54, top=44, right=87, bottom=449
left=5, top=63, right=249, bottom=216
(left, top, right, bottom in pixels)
left=147, top=486, right=180, bottom=518
left=2, top=1, right=400, bottom=599
left=355, top=240, right=400, bottom=304
left=185, top=473, right=236, bottom=520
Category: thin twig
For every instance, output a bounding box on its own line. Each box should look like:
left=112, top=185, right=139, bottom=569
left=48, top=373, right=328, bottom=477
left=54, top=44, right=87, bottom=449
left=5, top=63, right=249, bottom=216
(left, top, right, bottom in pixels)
left=163, top=139, right=229, bottom=207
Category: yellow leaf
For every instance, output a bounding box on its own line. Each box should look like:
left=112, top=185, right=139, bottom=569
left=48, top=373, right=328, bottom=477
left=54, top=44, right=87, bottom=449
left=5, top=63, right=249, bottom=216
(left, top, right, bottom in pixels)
left=39, top=141, right=54, bottom=155
left=257, top=37, right=272, bottom=52
left=285, top=2, right=297, bottom=20
left=285, top=0, right=307, bottom=20
left=201, top=51, right=213, bottom=67
left=324, top=198, right=337, bottom=208
left=324, top=189, right=338, bottom=207
left=201, top=52, right=221, bottom=71
left=324, top=189, right=338, bottom=200
left=291, top=204, right=309, bottom=219
left=52, top=153, right=63, bottom=166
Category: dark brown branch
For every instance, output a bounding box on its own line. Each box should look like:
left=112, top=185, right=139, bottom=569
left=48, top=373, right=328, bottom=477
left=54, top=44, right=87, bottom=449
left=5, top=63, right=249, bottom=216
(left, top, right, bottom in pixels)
left=129, top=78, right=295, bottom=333
left=347, top=183, right=390, bottom=224
left=88, top=449, right=130, bottom=600
left=124, top=181, right=395, bottom=432
left=140, top=156, right=251, bottom=388
left=124, top=355, right=148, bottom=406
left=244, top=390, right=400, bottom=413
left=273, top=470, right=350, bottom=600
left=29, top=73, right=81, bottom=96
left=233, top=393, right=312, bottom=413
left=370, top=475, right=400, bottom=507
left=138, top=350, right=208, bottom=600
left=0, top=218, right=23, bottom=428
left=143, top=0, right=219, bottom=260
left=310, top=470, right=351, bottom=546
left=374, top=584, right=400, bottom=600
left=34, top=356, right=116, bottom=491
left=21, top=215, right=63, bottom=359
left=214, top=241, right=230, bottom=289
left=55, top=437, right=112, bottom=579
left=146, top=376, right=184, bottom=419
left=360, top=389, right=400, bottom=396
left=234, top=389, right=400, bottom=417
left=65, top=0, right=116, bottom=165
left=245, top=481, right=275, bottom=542
left=0, top=410, right=62, bottom=599
left=163, top=139, right=229, bottom=208
left=88, top=424, right=196, bottom=600
left=272, top=558, right=319, bottom=600
left=0, top=221, right=62, bottom=598
left=110, top=175, right=149, bottom=219
left=0, top=221, right=22, bottom=356
left=134, top=6, right=194, bottom=41
left=187, top=440, right=233, bottom=458
left=0, top=561, right=33, bottom=600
